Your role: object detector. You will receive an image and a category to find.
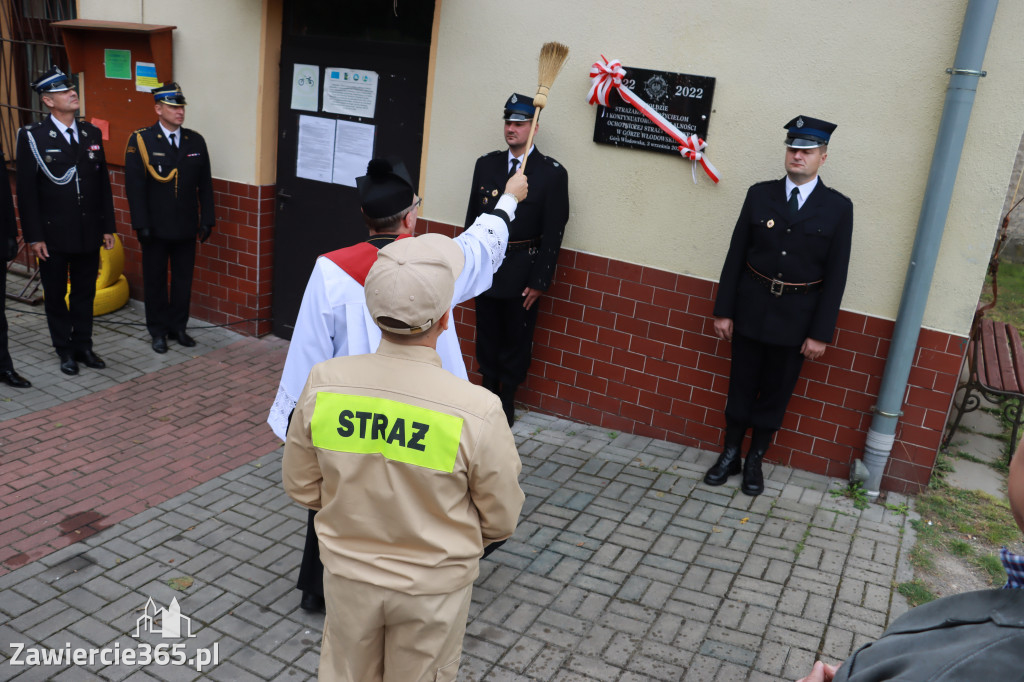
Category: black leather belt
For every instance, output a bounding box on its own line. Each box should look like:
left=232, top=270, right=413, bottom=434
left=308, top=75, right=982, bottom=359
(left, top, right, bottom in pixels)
left=746, top=263, right=822, bottom=297
left=507, top=238, right=541, bottom=254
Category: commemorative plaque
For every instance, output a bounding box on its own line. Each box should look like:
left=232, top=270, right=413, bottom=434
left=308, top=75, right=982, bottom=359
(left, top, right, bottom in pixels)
left=593, top=65, right=715, bottom=156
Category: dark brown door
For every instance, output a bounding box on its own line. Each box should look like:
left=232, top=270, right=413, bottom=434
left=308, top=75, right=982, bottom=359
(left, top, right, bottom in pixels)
left=272, top=1, right=434, bottom=339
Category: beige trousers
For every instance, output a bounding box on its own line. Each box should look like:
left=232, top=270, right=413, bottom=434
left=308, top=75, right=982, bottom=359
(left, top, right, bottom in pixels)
left=319, top=571, right=473, bottom=682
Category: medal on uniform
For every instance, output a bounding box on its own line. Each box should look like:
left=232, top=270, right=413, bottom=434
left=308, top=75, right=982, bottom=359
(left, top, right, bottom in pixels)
left=491, top=189, right=499, bottom=197
left=767, top=219, right=775, bottom=228
left=49, top=130, right=57, bottom=138
left=483, top=197, right=489, bottom=205
left=88, top=152, right=95, bottom=160
left=44, top=155, right=52, bottom=163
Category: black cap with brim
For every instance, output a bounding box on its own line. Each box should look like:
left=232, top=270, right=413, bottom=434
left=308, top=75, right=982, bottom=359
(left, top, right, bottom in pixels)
left=784, top=115, right=837, bottom=148
left=356, top=157, right=415, bottom=219
left=31, top=66, right=74, bottom=94
left=503, top=92, right=536, bottom=121
left=153, top=82, right=187, bottom=106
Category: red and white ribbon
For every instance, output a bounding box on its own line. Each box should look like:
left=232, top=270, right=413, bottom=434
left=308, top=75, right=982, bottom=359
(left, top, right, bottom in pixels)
left=588, top=55, right=720, bottom=184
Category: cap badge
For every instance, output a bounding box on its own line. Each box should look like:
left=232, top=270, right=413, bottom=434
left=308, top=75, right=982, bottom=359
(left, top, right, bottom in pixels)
left=767, top=219, right=775, bottom=228
left=796, top=118, right=804, bottom=128
left=511, top=94, right=518, bottom=103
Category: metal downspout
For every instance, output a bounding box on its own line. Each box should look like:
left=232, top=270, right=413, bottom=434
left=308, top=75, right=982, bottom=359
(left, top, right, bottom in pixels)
left=859, top=0, right=999, bottom=496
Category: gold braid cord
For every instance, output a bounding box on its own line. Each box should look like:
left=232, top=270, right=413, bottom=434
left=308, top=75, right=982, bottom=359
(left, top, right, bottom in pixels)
left=133, top=132, right=179, bottom=197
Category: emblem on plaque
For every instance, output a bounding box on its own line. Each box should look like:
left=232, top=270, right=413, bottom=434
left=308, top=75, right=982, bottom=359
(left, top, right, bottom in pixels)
left=643, top=74, right=669, bottom=102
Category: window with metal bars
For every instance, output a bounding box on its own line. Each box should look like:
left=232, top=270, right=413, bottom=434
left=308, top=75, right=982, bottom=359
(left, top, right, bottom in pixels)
left=0, top=0, right=76, bottom=161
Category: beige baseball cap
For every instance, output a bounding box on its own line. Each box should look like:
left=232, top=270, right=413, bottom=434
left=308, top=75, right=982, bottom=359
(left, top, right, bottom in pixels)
left=365, top=234, right=466, bottom=334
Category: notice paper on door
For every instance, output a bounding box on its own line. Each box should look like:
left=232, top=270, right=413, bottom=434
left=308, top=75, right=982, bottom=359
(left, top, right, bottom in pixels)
left=323, top=68, right=378, bottom=118
left=331, top=119, right=375, bottom=187
left=296, top=115, right=336, bottom=183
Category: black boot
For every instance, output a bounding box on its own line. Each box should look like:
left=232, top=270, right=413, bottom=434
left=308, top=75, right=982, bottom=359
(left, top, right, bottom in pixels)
left=704, top=422, right=746, bottom=486
left=742, top=428, right=774, bottom=496
left=499, top=384, right=517, bottom=426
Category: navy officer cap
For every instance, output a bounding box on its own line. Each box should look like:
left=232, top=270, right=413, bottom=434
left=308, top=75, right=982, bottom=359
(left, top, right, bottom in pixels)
left=503, top=93, right=536, bottom=121
left=31, top=65, right=74, bottom=94
left=356, top=157, right=415, bottom=219
left=153, top=82, right=187, bottom=106
left=784, top=115, right=837, bottom=148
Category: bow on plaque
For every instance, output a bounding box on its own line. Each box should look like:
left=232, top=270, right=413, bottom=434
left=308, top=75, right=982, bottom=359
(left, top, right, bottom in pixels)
left=588, top=56, right=720, bottom=184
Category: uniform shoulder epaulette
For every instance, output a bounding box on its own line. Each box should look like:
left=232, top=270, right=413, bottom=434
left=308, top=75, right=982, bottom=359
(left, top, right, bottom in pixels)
left=751, top=179, right=776, bottom=188
left=132, top=127, right=148, bottom=134
left=22, top=122, right=40, bottom=131
left=481, top=149, right=504, bottom=161
left=538, top=153, right=566, bottom=171
left=826, top=185, right=853, bottom=204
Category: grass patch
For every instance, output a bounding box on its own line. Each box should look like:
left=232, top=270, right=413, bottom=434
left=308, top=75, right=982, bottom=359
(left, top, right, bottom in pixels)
left=910, top=482, right=1017, bottom=587
left=980, top=261, right=1024, bottom=329
left=897, top=579, right=937, bottom=607
left=829, top=481, right=870, bottom=510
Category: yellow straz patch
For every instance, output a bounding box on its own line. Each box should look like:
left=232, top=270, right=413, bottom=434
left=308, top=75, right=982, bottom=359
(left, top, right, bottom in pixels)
left=311, top=393, right=463, bottom=473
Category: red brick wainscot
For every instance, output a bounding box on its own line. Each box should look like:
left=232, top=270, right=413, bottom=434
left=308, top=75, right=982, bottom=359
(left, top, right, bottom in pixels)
left=424, top=218, right=967, bottom=494
left=108, top=166, right=276, bottom=337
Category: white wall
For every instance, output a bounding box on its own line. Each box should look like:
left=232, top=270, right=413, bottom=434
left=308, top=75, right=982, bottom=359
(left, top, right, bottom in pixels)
left=77, top=0, right=265, bottom=184
left=424, top=0, right=1024, bottom=336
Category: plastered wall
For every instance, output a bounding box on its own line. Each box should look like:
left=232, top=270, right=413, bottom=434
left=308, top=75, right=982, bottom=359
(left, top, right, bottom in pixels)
left=424, top=0, right=1024, bottom=338
left=76, top=0, right=269, bottom=184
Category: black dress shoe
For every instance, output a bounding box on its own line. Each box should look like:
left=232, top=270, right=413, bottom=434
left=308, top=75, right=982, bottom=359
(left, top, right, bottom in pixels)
left=170, top=330, right=196, bottom=347
left=0, top=369, right=31, bottom=388
left=299, top=592, right=325, bottom=613
left=74, top=349, right=106, bottom=369
left=59, top=355, right=79, bottom=375
left=703, top=445, right=742, bottom=486
left=152, top=336, right=168, bottom=354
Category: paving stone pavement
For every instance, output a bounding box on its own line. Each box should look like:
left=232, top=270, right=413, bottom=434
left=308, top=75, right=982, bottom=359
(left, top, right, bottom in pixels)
left=0, top=287, right=918, bottom=681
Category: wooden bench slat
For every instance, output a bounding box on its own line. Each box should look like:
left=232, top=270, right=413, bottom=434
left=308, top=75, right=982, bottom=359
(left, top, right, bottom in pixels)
left=994, top=323, right=1019, bottom=392
left=1009, top=324, right=1024, bottom=392
left=980, top=319, right=1003, bottom=389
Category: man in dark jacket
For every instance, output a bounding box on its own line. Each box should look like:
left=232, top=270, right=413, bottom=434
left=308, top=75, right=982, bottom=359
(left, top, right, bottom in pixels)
left=124, top=82, right=215, bottom=353
left=16, top=66, right=116, bottom=376
left=1, top=151, right=30, bottom=388
left=464, top=93, right=570, bottom=424
left=705, top=115, right=853, bottom=496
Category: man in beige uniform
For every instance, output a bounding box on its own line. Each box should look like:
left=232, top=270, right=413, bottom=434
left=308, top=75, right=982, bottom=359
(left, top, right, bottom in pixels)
left=283, top=233, right=525, bottom=682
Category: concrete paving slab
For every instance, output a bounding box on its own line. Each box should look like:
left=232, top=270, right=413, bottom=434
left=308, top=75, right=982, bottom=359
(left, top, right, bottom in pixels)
left=0, top=297, right=922, bottom=680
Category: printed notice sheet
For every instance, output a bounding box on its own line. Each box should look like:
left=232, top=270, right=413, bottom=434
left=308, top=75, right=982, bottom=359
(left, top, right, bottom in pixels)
left=296, top=115, right=336, bottom=183
left=331, top=119, right=375, bottom=187
left=323, top=68, right=378, bottom=118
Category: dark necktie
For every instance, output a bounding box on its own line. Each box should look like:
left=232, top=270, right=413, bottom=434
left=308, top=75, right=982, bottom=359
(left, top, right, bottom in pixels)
left=788, top=186, right=800, bottom=215
left=508, top=158, right=519, bottom=179
left=67, top=128, right=79, bottom=156
left=169, top=132, right=178, bottom=157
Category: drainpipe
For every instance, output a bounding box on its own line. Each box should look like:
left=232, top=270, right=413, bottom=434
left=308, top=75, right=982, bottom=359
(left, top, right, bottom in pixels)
left=859, top=0, right=999, bottom=497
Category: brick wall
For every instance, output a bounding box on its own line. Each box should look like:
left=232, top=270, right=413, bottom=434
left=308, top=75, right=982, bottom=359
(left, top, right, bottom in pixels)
left=423, top=218, right=966, bottom=494
left=108, top=166, right=276, bottom=337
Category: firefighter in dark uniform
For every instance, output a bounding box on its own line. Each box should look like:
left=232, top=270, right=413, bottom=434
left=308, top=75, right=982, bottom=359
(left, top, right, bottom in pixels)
left=705, top=115, right=853, bottom=496
left=1, top=151, right=30, bottom=388
left=16, top=66, right=116, bottom=376
left=464, top=93, right=570, bottom=424
left=124, top=82, right=215, bottom=353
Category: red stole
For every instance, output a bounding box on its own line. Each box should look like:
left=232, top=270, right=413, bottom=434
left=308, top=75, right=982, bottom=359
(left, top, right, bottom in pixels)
left=323, top=234, right=411, bottom=286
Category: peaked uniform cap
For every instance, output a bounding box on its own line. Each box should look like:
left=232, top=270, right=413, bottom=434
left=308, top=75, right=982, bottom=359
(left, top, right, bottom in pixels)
left=31, top=66, right=74, bottom=93
left=784, top=115, right=837, bottom=148
left=153, top=82, right=187, bottom=106
left=503, top=92, right=536, bottom=121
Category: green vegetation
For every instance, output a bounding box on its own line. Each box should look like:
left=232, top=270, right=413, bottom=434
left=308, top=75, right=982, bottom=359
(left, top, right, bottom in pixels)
left=829, top=481, right=870, bottom=510
left=897, top=579, right=937, bottom=607
left=980, top=261, right=1024, bottom=329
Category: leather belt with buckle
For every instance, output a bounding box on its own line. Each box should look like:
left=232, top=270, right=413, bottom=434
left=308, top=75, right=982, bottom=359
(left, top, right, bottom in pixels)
left=507, top=238, right=541, bottom=254
left=746, top=263, right=823, bottom=297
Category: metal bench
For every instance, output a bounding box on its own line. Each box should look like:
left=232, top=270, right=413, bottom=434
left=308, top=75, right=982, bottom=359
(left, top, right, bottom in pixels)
left=944, top=317, right=1024, bottom=462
